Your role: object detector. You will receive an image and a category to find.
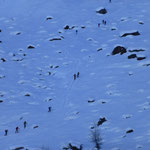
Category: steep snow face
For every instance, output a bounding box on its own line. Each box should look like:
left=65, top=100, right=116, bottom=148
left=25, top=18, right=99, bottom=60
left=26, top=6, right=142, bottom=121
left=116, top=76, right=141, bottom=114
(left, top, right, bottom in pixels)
left=0, top=0, right=150, bottom=150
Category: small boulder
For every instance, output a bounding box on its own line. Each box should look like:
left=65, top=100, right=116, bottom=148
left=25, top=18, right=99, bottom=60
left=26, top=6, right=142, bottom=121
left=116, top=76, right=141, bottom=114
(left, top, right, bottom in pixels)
left=137, top=57, right=146, bottom=60
left=27, top=45, right=35, bottom=49
left=96, top=8, right=107, bottom=14
left=97, top=117, right=107, bottom=126
left=126, top=129, right=134, bottom=134
left=128, top=54, right=137, bottom=59
left=121, top=31, right=140, bottom=37
left=112, top=46, right=127, bottom=55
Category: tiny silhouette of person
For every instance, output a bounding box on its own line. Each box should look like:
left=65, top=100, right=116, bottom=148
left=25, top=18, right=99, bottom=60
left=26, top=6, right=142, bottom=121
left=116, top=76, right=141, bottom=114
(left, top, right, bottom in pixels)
left=76, top=30, right=78, bottom=34
left=24, top=121, right=27, bottom=128
left=48, top=107, right=51, bottom=112
left=74, top=74, right=76, bottom=80
left=15, top=127, right=19, bottom=133
left=98, top=23, right=101, bottom=27
left=4, top=129, right=8, bottom=136
left=77, top=72, right=80, bottom=78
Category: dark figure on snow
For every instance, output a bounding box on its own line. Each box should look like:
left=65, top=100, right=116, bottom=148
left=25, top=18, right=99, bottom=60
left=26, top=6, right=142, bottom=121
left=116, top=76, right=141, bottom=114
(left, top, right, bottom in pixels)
left=109, top=0, right=111, bottom=3
left=102, top=20, right=106, bottom=25
left=76, top=30, right=78, bottom=34
left=48, top=106, right=51, bottom=112
left=77, top=72, right=80, bottom=78
left=74, top=74, right=76, bottom=80
left=68, top=143, right=83, bottom=150
left=24, top=121, right=27, bottom=128
left=15, top=127, right=19, bottom=133
left=98, top=23, right=101, bottom=27
left=4, top=129, right=8, bottom=136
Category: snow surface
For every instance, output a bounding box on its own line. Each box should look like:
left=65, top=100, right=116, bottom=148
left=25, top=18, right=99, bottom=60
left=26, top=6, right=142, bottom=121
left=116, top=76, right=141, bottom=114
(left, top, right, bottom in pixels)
left=0, top=0, right=150, bottom=149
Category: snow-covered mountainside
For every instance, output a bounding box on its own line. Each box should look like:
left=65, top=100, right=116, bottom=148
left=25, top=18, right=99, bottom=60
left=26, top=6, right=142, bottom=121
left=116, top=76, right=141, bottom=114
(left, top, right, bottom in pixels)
left=0, top=0, right=150, bottom=149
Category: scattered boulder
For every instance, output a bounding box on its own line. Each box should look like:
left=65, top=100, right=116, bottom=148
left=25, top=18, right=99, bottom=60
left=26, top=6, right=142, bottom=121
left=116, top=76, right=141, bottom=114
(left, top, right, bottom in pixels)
left=137, top=57, right=146, bottom=60
left=33, top=125, right=39, bottom=129
left=0, top=41, right=2, bottom=43
left=27, top=45, right=35, bottom=49
left=128, top=54, right=137, bottom=59
left=97, top=48, right=103, bottom=52
left=88, top=100, right=95, bottom=103
left=128, top=49, right=145, bottom=52
left=12, top=147, right=24, bottom=150
left=126, top=129, right=134, bottom=134
left=0, top=29, right=2, bottom=32
left=1, top=58, right=6, bottom=62
left=121, top=31, right=140, bottom=37
left=0, top=100, right=3, bottom=103
left=46, top=16, right=53, bottom=20
left=49, top=38, right=62, bottom=41
left=112, top=46, right=127, bottom=55
left=64, top=25, right=70, bottom=30
left=96, top=8, right=107, bottom=14
left=139, top=21, right=144, bottom=25
left=97, top=117, right=107, bottom=126
left=25, top=93, right=30, bottom=97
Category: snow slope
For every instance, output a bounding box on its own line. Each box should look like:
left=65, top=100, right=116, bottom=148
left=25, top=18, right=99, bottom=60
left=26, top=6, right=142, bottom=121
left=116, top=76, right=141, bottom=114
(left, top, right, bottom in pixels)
left=0, top=0, right=150, bottom=149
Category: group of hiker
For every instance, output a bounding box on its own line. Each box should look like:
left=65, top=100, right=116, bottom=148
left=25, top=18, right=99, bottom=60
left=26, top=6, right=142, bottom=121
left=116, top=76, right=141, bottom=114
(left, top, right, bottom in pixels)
left=74, top=72, right=80, bottom=80
left=4, top=121, right=27, bottom=136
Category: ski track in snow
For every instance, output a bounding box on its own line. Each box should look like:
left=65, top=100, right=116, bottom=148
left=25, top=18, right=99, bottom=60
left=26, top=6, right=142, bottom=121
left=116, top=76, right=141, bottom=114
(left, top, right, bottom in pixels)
left=0, top=0, right=150, bottom=149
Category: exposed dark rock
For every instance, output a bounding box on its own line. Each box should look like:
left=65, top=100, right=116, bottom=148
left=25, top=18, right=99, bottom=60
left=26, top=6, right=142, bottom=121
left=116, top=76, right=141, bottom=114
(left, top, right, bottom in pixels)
left=126, top=129, right=134, bottom=134
left=143, top=63, right=150, bottom=67
left=49, top=38, right=62, bottom=41
left=128, top=54, right=137, bottom=59
left=0, top=29, right=2, bottom=32
left=97, top=117, right=107, bottom=126
left=111, top=28, right=117, bottom=31
left=0, top=75, right=5, bottom=79
left=96, top=8, right=107, bottom=14
left=27, top=45, right=35, bottom=49
left=81, top=26, right=86, bottom=29
left=1, top=58, right=6, bottom=62
left=33, top=125, right=39, bottom=129
left=12, top=147, right=24, bottom=150
left=16, top=32, right=21, bottom=35
left=64, top=25, right=70, bottom=30
left=25, top=93, right=30, bottom=97
left=0, top=41, right=2, bottom=43
left=97, top=48, right=103, bottom=51
left=139, top=21, right=144, bottom=25
left=128, top=49, right=145, bottom=52
left=121, top=31, right=140, bottom=37
left=112, top=46, right=127, bottom=55
left=137, top=57, right=146, bottom=60
left=88, top=100, right=95, bottom=103
left=68, top=143, right=83, bottom=150
left=46, top=16, right=53, bottom=20
left=0, top=100, right=3, bottom=103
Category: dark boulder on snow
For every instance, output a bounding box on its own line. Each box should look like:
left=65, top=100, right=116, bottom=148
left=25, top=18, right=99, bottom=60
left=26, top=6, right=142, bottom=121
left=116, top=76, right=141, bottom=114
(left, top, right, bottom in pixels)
left=33, top=125, right=39, bottom=129
left=126, top=129, right=134, bottom=134
left=128, top=54, right=137, bottom=59
left=46, top=16, right=53, bottom=20
left=64, top=25, right=70, bottom=30
left=1, top=58, right=6, bottom=62
left=12, top=147, right=24, bottom=150
left=128, top=49, right=145, bottom=52
left=49, top=38, right=62, bottom=41
left=0, top=40, right=2, bottom=43
left=97, top=117, right=107, bottom=126
left=137, top=57, right=146, bottom=60
left=121, top=31, right=140, bottom=37
left=112, top=46, right=127, bottom=55
left=0, top=100, right=3, bottom=103
left=27, top=45, right=35, bottom=49
left=88, top=100, right=95, bottom=103
left=96, top=8, right=107, bottom=14
left=0, top=29, right=2, bottom=32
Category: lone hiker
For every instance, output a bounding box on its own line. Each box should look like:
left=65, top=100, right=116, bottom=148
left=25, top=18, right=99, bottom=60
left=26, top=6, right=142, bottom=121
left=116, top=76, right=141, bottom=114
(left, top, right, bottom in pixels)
left=4, top=129, right=8, bottom=136
left=74, top=74, right=76, bottom=80
left=48, top=107, right=51, bottom=112
left=24, top=121, right=27, bottom=128
left=77, top=72, right=80, bottom=78
left=15, top=126, right=19, bottom=133
left=98, top=23, right=101, bottom=28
